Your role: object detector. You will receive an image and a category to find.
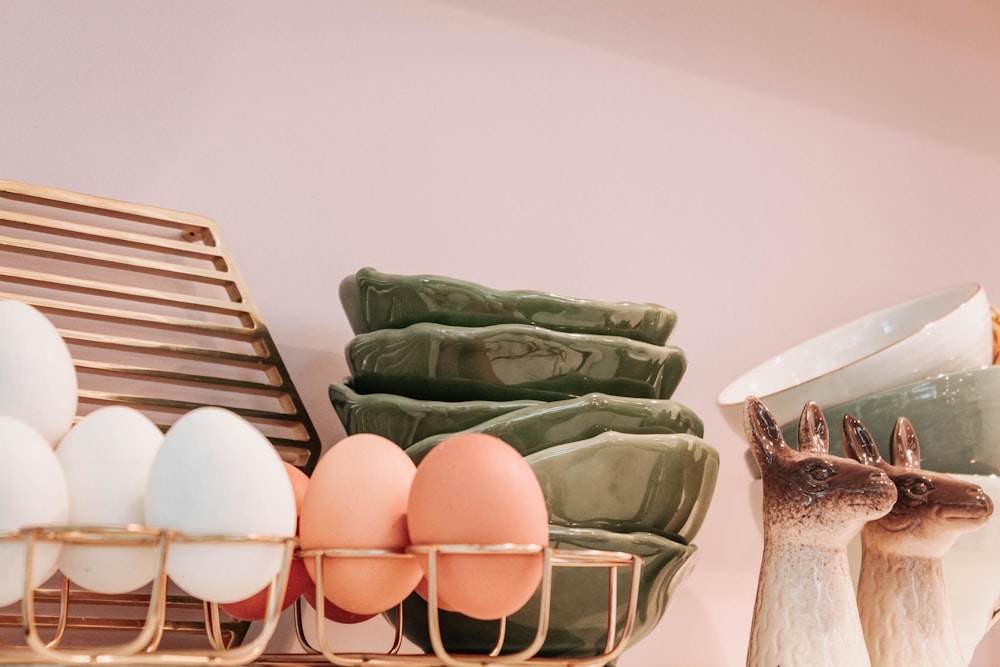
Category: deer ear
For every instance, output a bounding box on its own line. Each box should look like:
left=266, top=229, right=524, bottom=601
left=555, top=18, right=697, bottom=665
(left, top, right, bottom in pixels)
left=890, top=416, right=922, bottom=469
left=842, top=413, right=882, bottom=465
left=744, top=396, right=787, bottom=469
left=797, top=401, right=829, bottom=454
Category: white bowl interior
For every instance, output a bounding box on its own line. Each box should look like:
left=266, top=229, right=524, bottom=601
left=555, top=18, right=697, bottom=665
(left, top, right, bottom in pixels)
left=718, top=284, right=982, bottom=405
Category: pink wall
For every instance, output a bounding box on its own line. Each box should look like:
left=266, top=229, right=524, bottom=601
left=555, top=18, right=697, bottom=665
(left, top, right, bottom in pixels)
left=2, top=1, right=1000, bottom=664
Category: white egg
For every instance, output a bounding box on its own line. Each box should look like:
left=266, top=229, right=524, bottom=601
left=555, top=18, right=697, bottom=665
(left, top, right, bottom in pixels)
left=144, top=407, right=296, bottom=603
left=56, top=406, right=164, bottom=594
left=0, top=415, right=69, bottom=606
left=0, top=300, right=78, bottom=445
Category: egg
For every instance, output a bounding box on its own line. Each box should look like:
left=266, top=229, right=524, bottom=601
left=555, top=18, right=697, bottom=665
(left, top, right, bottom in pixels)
left=303, top=587, right=377, bottom=625
left=0, top=300, right=78, bottom=445
left=299, top=433, right=422, bottom=616
left=0, top=415, right=69, bottom=606
left=144, top=407, right=296, bottom=603
left=219, top=462, right=312, bottom=621
left=407, top=433, right=549, bottom=620
left=55, top=406, right=164, bottom=594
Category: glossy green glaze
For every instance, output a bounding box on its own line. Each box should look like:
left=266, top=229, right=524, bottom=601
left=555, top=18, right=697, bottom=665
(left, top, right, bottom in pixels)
left=345, top=322, right=687, bottom=403
left=328, top=381, right=543, bottom=448
left=340, top=267, right=677, bottom=345
left=777, top=365, right=1000, bottom=476
left=386, top=526, right=697, bottom=662
left=526, top=432, right=719, bottom=544
left=404, top=392, right=704, bottom=464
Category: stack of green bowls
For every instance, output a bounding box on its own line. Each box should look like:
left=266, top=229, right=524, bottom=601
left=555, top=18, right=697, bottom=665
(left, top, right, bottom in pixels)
left=331, top=267, right=719, bottom=662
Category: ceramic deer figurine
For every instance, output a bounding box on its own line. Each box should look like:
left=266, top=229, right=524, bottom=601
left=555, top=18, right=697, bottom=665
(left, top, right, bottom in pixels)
left=843, top=414, right=994, bottom=667
left=745, top=396, right=897, bottom=667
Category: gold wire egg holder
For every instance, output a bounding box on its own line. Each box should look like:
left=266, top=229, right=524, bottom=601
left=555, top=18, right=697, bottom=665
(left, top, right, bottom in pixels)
left=0, top=526, right=643, bottom=667
left=0, top=526, right=297, bottom=665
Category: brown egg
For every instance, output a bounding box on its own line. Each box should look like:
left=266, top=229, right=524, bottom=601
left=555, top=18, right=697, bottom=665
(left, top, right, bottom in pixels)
left=219, top=462, right=311, bottom=621
left=303, top=586, right=376, bottom=624
left=407, top=433, right=549, bottom=620
left=299, top=434, right=422, bottom=615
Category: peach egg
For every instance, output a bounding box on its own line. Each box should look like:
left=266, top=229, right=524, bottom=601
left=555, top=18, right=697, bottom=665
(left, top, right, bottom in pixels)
left=303, top=586, right=376, bottom=624
left=220, top=554, right=312, bottom=622
left=407, top=432, right=549, bottom=620
left=413, top=576, right=458, bottom=611
left=219, top=462, right=312, bottom=621
left=299, top=433, right=422, bottom=616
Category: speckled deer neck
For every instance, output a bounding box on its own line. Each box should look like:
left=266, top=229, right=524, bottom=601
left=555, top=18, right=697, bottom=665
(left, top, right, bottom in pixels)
left=845, top=415, right=994, bottom=667
left=745, top=397, right=897, bottom=667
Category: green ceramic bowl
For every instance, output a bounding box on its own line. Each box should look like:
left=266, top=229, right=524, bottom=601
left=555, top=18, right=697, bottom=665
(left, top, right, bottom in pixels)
left=345, top=322, right=687, bottom=403
left=526, top=432, right=719, bottom=544
left=404, top=393, right=705, bottom=464
left=340, top=267, right=677, bottom=345
left=385, top=526, right=698, bottom=661
left=776, top=365, right=1000, bottom=475
left=328, top=381, right=543, bottom=449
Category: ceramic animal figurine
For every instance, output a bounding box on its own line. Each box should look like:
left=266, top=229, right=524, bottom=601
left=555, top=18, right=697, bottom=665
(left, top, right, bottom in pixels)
left=745, top=396, right=897, bottom=667
left=844, top=414, right=994, bottom=667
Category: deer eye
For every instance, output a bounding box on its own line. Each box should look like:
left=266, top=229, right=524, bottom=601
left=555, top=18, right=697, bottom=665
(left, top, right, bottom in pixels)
left=803, top=461, right=836, bottom=484
left=899, top=476, right=933, bottom=502
left=791, top=459, right=838, bottom=503
left=800, top=459, right=837, bottom=495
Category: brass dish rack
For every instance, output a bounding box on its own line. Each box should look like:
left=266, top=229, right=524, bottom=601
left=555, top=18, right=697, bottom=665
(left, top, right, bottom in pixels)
left=0, top=181, right=647, bottom=666
left=0, top=178, right=322, bottom=472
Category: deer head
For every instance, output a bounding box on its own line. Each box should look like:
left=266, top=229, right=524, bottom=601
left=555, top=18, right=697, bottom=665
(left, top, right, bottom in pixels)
left=745, top=396, right=897, bottom=547
left=843, top=414, right=994, bottom=558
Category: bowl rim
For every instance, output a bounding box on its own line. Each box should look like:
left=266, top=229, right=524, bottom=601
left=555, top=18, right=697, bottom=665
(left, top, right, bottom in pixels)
left=329, top=379, right=544, bottom=411
left=341, top=266, right=679, bottom=344
left=347, top=319, right=685, bottom=353
left=717, top=283, right=985, bottom=408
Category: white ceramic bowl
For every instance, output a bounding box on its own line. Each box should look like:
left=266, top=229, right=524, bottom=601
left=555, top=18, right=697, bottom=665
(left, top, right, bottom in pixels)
left=718, top=284, right=992, bottom=436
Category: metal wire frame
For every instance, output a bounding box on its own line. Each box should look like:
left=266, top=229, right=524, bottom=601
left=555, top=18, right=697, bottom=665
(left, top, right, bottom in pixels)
left=259, top=544, right=643, bottom=667
left=0, top=527, right=296, bottom=665
left=0, top=179, right=322, bottom=472
left=0, top=178, right=322, bottom=656
left=0, top=532, right=642, bottom=667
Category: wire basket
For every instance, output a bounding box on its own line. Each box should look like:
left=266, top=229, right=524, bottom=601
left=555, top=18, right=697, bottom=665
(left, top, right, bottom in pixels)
left=0, top=526, right=643, bottom=667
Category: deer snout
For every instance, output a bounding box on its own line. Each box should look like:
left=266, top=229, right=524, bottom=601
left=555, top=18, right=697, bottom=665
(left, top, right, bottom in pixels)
left=972, top=485, right=994, bottom=517
left=867, top=469, right=897, bottom=502
left=939, top=485, right=994, bottom=523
